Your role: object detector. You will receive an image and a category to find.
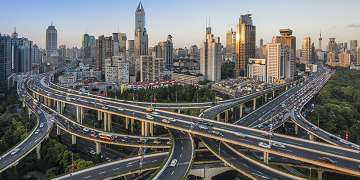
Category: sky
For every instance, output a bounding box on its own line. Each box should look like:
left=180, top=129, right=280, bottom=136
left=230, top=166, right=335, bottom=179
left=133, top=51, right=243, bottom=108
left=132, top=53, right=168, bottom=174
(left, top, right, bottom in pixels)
left=1, top=0, right=360, bottom=50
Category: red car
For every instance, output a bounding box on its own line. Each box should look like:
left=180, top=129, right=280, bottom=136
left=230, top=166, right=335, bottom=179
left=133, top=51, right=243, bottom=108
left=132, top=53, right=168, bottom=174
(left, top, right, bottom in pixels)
left=65, top=120, right=69, bottom=123
left=262, top=132, right=274, bottom=138
left=321, top=157, right=335, bottom=164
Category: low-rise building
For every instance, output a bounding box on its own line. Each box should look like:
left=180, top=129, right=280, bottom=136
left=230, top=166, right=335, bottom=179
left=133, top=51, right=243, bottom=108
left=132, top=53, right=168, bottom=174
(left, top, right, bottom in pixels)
left=247, top=59, right=266, bottom=82
left=59, top=74, right=76, bottom=84
left=171, top=71, right=204, bottom=85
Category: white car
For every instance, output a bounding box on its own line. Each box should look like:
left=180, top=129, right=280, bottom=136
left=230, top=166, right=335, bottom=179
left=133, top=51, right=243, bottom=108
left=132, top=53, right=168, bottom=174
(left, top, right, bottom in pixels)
left=352, top=144, right=360, bottom=150
left=340, top=139, right=350, bottom=145
left=11, top=148, right=20, bottom=155
left=38, top=110, right=42, bottom=114
left=102, top=106, right=108, bottom=110
left=272, top=142, right=286, bottom=149
left=198, top=125, right=208, bottom=130
left=118, top=107, right=125, bottom=111
left=258, top=142, right=270, bottom=149
left=152, top=111, right=159, bottom=115
left=40, top=123, right=44, bottom=128
left=147, top=116, right=154, bottom=120
left=312, top=126, right=319, bottom=131
left=162, top=119, right=170, bottom=124
left=170, top=159, right=178, bottom=167
left=168, top=118, right=177, bottom=122
left=83, top=128, right=89, bottom=132
left=235, top=132, right=247, bottom=138
left=90, top=150, right=96, bottom=155
left=35, top=129, right=40, bottom=134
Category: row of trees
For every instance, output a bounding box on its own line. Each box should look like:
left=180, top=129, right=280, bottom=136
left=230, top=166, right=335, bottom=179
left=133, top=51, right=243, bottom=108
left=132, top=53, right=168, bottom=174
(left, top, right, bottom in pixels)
left=107, top=84, right=227, bottom=103
left=221, top=63, right=235, bottom=80
left=306, top=66, right=360, bottom=144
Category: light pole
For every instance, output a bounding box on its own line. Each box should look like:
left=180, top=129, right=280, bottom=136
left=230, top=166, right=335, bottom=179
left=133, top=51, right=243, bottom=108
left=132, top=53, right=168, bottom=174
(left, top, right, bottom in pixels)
left=71, top=153, right=74, bottom=173
left=93, top=122, right=97, bottom=141
left=219, top=140, right=221, bottom=156
left=309, top=168, right=311, bottom=180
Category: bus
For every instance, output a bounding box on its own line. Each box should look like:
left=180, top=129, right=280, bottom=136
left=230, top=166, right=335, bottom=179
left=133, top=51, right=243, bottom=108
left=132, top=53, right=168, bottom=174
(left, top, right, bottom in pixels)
left=99, top=133, right=115, bottom=141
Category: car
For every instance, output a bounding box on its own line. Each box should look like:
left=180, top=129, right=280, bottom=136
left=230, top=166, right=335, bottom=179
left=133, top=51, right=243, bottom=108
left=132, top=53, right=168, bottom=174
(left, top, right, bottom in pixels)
left=235, top=132, right=247, bottom=138
left=258, top=124, right=263, bottom=128
left=90, top=150, right=96, bottom=155
left=211, top=131, right=223, bottom=137
left=272, top=142, right=286, bottom=149
left=122, top=138, right=130, bottom=143
left=197, top=119, right=205, bottom=124
left=40, top=123, right=44, bottom=128
left=312, top=126, right=319, bottom=131
left=198, top=125, right=208, bottom=130
left=329, top=136, right=338, bottom=141
left=105, top=157, right=111, bottom=162
left=168, top=118, right=177, bottom=122
left=38, top=110, right=42, bottom=114
left=321, top=157, right=335, bottom=164
left=65, top=120, right=69, bottom=123
left=83, top=128, right=89, bottom=132
left=154, top=139, right=162, bottom=144
left=102, top=106, right=108, bottom=110
left=118, top=107, right=125, bottom=111
left=11, top=148, right=20, bottom=155
left=170, top=159, right=178, bottom=167
left=352, top=144, right=360, bottom=150
left=262, top=132, right=274, bottom=138
left=146, top=108, right=153, bottom=112
left=137, top=139, right=146, bottom=144
left=167, top=139, right=171, bottom=144
left=205, top=122, right=213, bottom=126
left=162, top=119, right=170, bottom=124
left=147, top=116, right=154, bottom=120
left=258, top=142, right=270, bottom=149
left=152, top=111, right=159, bottom=115
left=340, top=139, right=350, bottom=145
left=35, top=129, right=40, bottom=134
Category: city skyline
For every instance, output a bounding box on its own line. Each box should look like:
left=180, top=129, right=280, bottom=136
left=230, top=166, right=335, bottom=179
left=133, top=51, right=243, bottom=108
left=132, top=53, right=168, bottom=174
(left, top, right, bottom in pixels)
left=1, top=0, right=360, bottom=50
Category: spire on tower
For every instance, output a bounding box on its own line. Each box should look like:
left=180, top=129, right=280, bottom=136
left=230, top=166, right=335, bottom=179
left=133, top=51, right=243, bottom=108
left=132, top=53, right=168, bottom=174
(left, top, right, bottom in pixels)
left=136, top=2, right=144, bottom=12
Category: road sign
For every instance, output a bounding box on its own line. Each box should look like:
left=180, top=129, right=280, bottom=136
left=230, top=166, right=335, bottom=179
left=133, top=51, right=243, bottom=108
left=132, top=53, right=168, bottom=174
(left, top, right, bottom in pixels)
left=143, top=147, right=146, bottom=153
left=190, top=122, right=194, bottom=129
left=144, top=138, right=148, bottom=142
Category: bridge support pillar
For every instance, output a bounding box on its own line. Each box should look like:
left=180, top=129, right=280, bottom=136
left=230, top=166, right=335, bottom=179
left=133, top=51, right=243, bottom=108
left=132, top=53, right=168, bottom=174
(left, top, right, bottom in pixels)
left=225, top=111, right=228, bottom=122
left=239, top=104, right=243, bottom=118
left=71, top=134, right=77, bottom=153
left=36, top=143, right=41, bottom=161
left=103, top=113, right=108, bottom=131
left=57, top=126, right=61, bottom=142
left=28, top=107, right=32, bottom=118
left=108, top=113, right=112, bottom=132
left=150, top=123, right=153, bottom=136
left=295, top=124, right=298, bottom=135
left=253, top=98, right=256, bottom=110
left=309, top=134, right=314, bottom=140
left=61, top=102, right=65, bottom=114
left=317, top=170, right=323, bottom=180
left=263, top=152, right=269, bottom=164
left=286, top=86, right=288, bottom=90
left=57, top=101, right=60, bottom=112
left=217, top=114, right=220, bottom=121
left=96, top=142, right=101, bottom=164
left=44, top=97, right=47, bottom=106
left=178, top=109, right=180, bottom=113
left=48, top=98, right=51, bottom=107
left=131, top=119, right=134, bottom=133
left=80, top=106, right=83, bottom=124
left=126, top=117, right=129, bottom=129
left=265, top=94, right=267, bottom=102
left=23, top=101, right=25, bottom=108
left=272, top=91, right=275, bottom=98
left=76, top=106, right=80, bottom=123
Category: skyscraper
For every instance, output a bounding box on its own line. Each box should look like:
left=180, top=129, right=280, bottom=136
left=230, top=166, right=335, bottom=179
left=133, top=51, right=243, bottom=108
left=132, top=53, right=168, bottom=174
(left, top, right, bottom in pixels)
left=273, top=29, right=296, bottom=59
left=95, top=35, right=113, bottom=75
left=82, top=33, right=95, bottom=59
left=156, top=35, right=173, bottom=70
left=226, top=29, right=236, bottom=54
left=301, top=36, right=311, bottom=64
left=46, top=23, right=57, bottom=51
left=31, top=44, right=40, bottom=65
left=235, top=14, right=256, bottom=77
left=12, top=33, right=32, bottom=73
left=134, top=2, right=148, bottom=56
left=328, top=38, right=337, bottom=53
left=200, top=24, right=221, bottom=82
left=350, top=40, right=358, bottom=51
left=266, top=43, right=284, bottom=83
left=0, top=33, right=12, bottom=93
left=128, top=40, right=134, bottom=57
left=113, top=32, right=127, bottom=56
left=260, top=38, right=263, bottom=47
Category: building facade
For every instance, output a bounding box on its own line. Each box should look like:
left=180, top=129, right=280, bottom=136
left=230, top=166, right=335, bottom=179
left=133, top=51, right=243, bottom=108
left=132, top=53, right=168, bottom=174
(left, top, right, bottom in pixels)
left=0, top=33, right=12, bottom=93
left=328, top=38, right=337, bottom=53
left=140, top=55, right=164, bottom=82
left=235, top=14, right=256, bottom=77
left=95, top=35, right=113, bottom=75
left=156, top=35, right=173, bottom=70
left=171, top=71, right=204, bottom=85
left=200, top=25, right=221, bottom=82
left=273, top=29, right=296, bottom=60
left=247, top=59, right=266, bottom=82
left=134, top=2, right=148, bottom=56
left=12, top=36, right=32, bottom=73
left=301, top=36, right=311, bottom=64
left=266, top=43, right=284, bottom=83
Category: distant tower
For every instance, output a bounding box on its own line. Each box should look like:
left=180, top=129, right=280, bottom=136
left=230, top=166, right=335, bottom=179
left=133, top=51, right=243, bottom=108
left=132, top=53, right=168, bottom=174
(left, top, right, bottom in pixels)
left=11, top=27, right=18, bottom=38
left=318, top=29, right=322, bottom=51
left=260, top=38, right=263, bottom=47
left=134, top=2, right=148, bottom=56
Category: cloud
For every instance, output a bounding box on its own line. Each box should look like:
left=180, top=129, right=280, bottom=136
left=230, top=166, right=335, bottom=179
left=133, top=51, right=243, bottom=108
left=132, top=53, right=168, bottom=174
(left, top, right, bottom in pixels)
left=347, top=23, right=360, bottom=27
left=333, top=24, right=340, bottom=28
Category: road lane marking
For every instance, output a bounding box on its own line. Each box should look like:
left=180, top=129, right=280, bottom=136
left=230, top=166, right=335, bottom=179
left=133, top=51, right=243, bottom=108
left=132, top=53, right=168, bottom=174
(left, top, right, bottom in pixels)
left=171, top=171, right=174, bottom=175
left=113, top=168, right=119, bottom=170
left=99, top=171, right=106, bottom=174
left=84, top=176, right=91, bottom=178
left=152, top=160, right=157, bottom=162
left=180, top=154, right=182, bottom=157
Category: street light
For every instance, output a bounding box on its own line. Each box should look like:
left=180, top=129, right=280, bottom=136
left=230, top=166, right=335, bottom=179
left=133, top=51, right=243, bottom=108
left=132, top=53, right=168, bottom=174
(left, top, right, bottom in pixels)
left=309, top=168, right=311, bottom=180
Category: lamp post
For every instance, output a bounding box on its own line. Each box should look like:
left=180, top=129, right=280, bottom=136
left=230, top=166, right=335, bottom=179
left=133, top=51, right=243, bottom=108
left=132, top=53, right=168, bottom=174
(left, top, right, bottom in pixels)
left=309, top=168, right=311, bottom=180
left=71, top=153, right=74, bottom=173
left=93, top=122, right=97, bottom=141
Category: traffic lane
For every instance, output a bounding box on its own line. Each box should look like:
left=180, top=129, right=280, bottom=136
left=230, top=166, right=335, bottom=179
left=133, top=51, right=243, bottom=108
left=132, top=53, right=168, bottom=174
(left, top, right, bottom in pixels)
left=203, top=137, right=290, bottom=180
left=158, top=129, right=192, bottom=180
left=243, top=151, right=303, bottom=164
left=62, top=154, right=167, bottom=180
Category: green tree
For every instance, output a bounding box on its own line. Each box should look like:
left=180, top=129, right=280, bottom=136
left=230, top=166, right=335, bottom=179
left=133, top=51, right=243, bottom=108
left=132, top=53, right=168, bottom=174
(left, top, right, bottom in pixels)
left=58, top=150, right=80, bottom=168
left=65, top=159, right=93, bottom=173
left=44, top=167, right=59, bottom=179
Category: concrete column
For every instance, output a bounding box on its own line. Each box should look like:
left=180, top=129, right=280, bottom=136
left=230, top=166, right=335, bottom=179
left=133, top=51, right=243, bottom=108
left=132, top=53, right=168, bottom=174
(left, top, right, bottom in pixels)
left=23, top=101, right=25, bottom=108
left=286, top=86, right=288, bottom=90
left=44, top=97, right=47, bottom=106
left=145, top=122, right=149, bottom=136
left=131, top=119, right=134, bottom=133
left=57, top=101, right=60, bottom=112
left=272, top=91, right=275, bottom=97
left=178, top=109, right=181, bottom=113
left=231, top=108, right=234, bottom=119
left=225, top=111, right=228, bottom=122
left=126, top=117, right=129, bottom=129
left=36, top=143, right=41, bottom=161
left=317, top=170, right=323, bottom=180
left=80, top=107, right=83, bottom=124
left=98, top=110, right=101, bottom=121
left=61, top=102, right=64, bottom=114
left=265, top=94, right=267, bottom=102
left=217, top=114, right=220, bottom=121
left=295, top=124, right=298, bottom=135
left=141, top=121, right=145, bottom=136
left=96, top=142, right=101, bottom=163
left=28, top=107, right=32, bottom=118
left=263, top=152, right=269, bottom=164
left=309, top=134, right=314, bottom=140
left=239, top=104, right=243, bottom=118
left=71, top=134, right=77, bottom=153
left=103, top=113, right=107, bottom=131
left=108, top=113, right=112, bottom=132
left=48, top=98, right=51, bottom=107
left=253, top=98, right=256, bottom=110
left=76, top=106, right=80, bottom=123
left=150, top=123, right=154, bottom=136
left=57, top=126, right=61, bottom=142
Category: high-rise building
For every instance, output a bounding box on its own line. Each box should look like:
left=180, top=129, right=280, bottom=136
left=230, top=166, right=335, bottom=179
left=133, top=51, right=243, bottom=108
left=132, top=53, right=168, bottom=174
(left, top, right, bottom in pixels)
left=113, top=33, right=127, bottom=56
left=247, top=58, right=266, bottom=81
left=301, top=36, right=311, bottom=64
left=284, top=45, right=294, bottom=81
left=344, top=42, right=348, bottom=49
left=273, top=29, right=296, bottom=59
left=12, top=35, right=32, bottom=73
left=266, top=43, right=285, bottom=83
left=31, top=44, right=40, bottom=65
left=156, top=35, right=173, bottom=70
left=45, top=23, right=57, bottom=63
left=95, top=35, right=113, bottom=75
left=140, top=55, right=164, bottom=82
left=50, top=51, right=59, bottom=69
left=0, top=33, right=12, bottom=93
left=105, top=56, right=129, bottom=84
left=189, top=45, right=198, bottom=55
left=82, top=33, right=95, bottom=60
left=260, top=38, right=263, bottom=47
left=328, top=38, right=336, bottom=53
left=338, top=48, right=350, bottom=65
left=128, top=40, right=134, bottom=57
left=357, top=46, right=360, bottom=65
left=226, top=29, right=236, bottom=54
left=134, top=2, right=148, bottom=56
left=58, top=44, right=66, bottom=63
left=200, top=24, right=221, bottom=82
left=235, top=14, right=256, bottom=77
left=350, top=40, right=358, bottom=51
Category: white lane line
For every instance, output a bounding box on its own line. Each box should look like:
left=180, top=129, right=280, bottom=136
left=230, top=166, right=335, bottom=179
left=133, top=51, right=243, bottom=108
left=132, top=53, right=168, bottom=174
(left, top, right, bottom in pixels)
left=171, top=171, right=174, bottom=175
left=84, top=176, right=91, bottom=178
left=243, top=163, right=248, bottom=167
left=180, top=154, right=182, bottom=158
left=152, top=160, right=157, bottom=162
left=327, top=150, right=345, bottom=155
left=99, top=171, right=106, bottom=174
left=286, top=141, right=302, bottom=146
left=113, top=168, right=119, bottom=170
left=127, top=160, right=139, bottom=165
left=182, top=147, right=183, bottom=150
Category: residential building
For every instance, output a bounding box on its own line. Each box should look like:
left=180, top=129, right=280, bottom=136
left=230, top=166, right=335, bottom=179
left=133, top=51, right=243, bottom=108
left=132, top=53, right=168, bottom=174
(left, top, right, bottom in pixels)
left=189, top=45, right=198, bottom=55
left=156, top=35, right=173, bottom=70
left=327, top=52, right=336, bottom=62
left=50, top=51, right=59, bottom=69
left=266, top=43, right=285, bottom=83
left=174, top=48, right=187, bottom=58
left=0, top=33, right=12, bottom=93
left=338, top=48, right=351, bottom=65
left=235, top=14, right=256, bottom=77
left=140, top=55, right=164, bottom=82
left=113, top=32, right=127, bottom=56
left=301, top=36, right=311, bottom=64
left=95, top=35, right=113, bottom=75
left=134, top=2, right=148, bottom=56
left=82, top=33, right=95, bottom=62
left=31, top=44, right=40, bottom=65
left=283, top=45, right=294, bottom=81
left=105, top=56, right=130, bottom=84
left=128, top=40, right=134, bottom=57
left=11, top=35, right=32, bottom=73
left=247, top=59, right=266, bottom=81
left=58, top=44, right=66, bottom=63
left=200, top=24, right=221, bottom=82
left=350, top=40, right=357, bottom=51
left=328, top=38, right=337, bottom=53
left=171, top=71, right=204, bottom=85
